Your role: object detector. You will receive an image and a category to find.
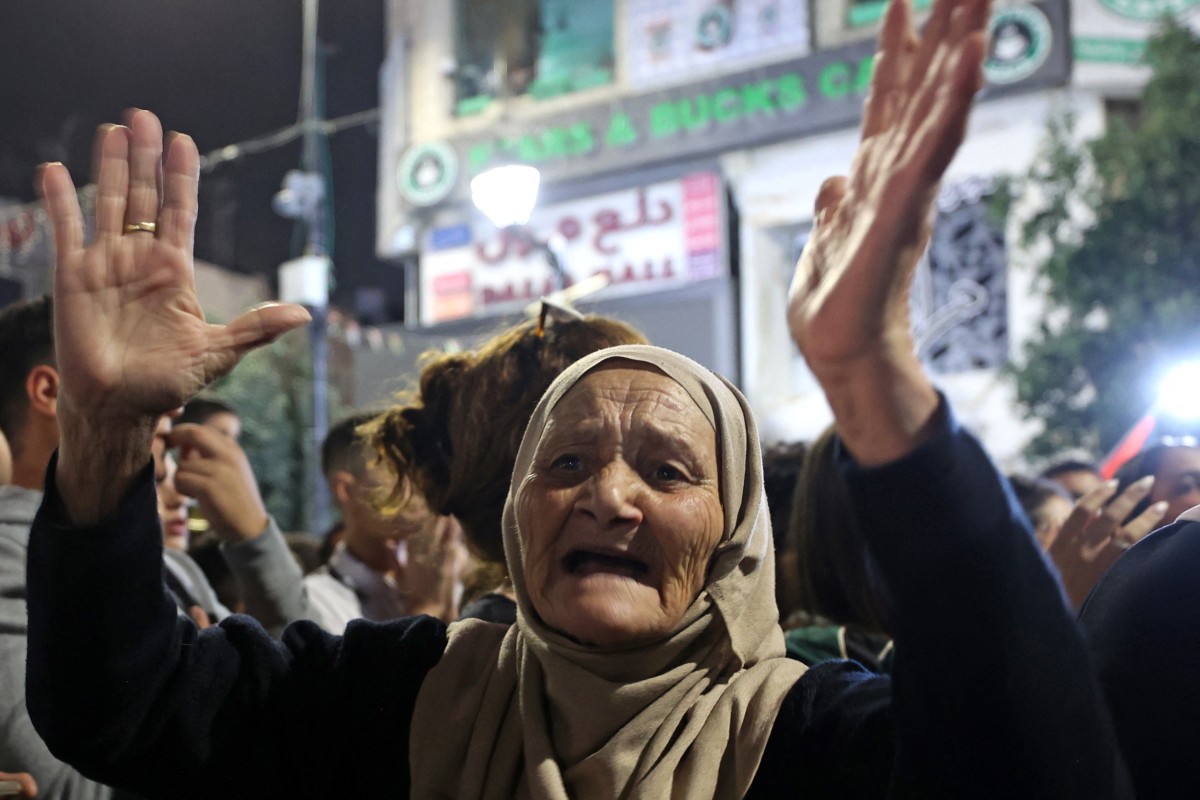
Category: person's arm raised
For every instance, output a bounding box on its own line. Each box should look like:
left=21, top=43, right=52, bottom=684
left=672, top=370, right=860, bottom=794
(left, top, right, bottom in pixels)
left=41, top=110, right=309, bottom=525
left=787, top=0, right=988, bottom=465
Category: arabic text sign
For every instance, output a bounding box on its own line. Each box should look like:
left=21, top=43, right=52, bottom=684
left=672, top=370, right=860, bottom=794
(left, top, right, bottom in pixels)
left=419, top=173, right=725, bottom=326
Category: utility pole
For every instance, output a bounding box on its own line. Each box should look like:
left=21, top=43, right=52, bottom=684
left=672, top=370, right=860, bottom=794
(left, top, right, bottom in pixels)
left=297, top=0, right=332, bottom=534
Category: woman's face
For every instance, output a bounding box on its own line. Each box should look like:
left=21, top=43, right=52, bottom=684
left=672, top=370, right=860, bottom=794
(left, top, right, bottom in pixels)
left=1151, top=446, right=1200, bottom=523
left=518, top=364, right=724, bottom=648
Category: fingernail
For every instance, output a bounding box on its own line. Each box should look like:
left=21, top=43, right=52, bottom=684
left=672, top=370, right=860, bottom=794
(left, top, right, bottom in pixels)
left=1102, top=479, right=1119, bottom=491
left=1133, top=475, right=1155, bottom=490
left=1151, top=501, right=1169, bottom=514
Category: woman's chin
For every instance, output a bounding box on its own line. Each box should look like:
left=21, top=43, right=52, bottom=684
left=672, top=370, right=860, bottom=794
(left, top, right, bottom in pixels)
left=546, top=582, right=666, bottom=648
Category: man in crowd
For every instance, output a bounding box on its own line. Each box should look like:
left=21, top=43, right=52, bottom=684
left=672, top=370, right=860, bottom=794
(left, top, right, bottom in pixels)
left=303, top=413, right=465, bottom=633
left=0, top=297, right=112, bottom=798
left=0, top=297, right=305, bottom=796
left=1042, top=459, right=1104, bottom=501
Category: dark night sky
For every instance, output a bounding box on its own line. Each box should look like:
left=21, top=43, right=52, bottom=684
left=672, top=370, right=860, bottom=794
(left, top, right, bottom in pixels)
left=0, top=0, right=402, bottom=317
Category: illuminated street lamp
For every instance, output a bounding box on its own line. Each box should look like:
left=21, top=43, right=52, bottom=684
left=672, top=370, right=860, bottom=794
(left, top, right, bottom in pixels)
left=470, top=164, right=570, bottom=292
left=470, top=164, right=541, bottom=228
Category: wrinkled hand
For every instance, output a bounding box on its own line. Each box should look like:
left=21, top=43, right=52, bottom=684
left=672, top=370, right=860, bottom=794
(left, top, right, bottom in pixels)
left=42, top=110, right=309, bottom=523
left=399, top=515, right=468, bottom=621
left=1046, top=477, right=1167, bottom=609
left=786, top=0, right=989, bottom=463
left=169, top=423, right=269, bottom=543
left=43, top=110, right=309, bottom=424
left=0, top=771, right=37, bottom=798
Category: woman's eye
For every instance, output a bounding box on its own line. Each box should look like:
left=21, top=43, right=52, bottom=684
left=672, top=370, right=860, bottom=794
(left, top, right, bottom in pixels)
left=652, top=464, right=685, bottom=483
left=550, top=454, right=583, bottom=472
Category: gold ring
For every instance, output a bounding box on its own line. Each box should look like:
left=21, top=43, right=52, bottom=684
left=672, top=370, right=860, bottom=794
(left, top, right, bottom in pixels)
left=123, top=221, right=157, bottom=235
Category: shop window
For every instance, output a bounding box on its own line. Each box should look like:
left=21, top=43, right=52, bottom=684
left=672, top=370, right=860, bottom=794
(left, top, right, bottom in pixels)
left=454, top=0, right=615, bottom=117
left=844, top=0, right=931, bottom=28
left=626, top=0, right=810, bottom=89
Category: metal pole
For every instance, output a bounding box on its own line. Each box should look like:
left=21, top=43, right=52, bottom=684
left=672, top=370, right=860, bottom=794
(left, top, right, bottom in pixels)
left=300, top=0, right=332, bottom=535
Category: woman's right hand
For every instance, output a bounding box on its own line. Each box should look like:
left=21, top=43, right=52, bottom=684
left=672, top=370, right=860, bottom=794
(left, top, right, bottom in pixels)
left=42, top=110, right=309, bottom=523
left=1046, top=477, right=1167, bottom=609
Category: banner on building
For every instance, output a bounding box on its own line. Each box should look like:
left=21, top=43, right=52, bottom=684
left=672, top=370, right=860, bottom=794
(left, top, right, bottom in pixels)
left=418, top=172, right=725, bottom=326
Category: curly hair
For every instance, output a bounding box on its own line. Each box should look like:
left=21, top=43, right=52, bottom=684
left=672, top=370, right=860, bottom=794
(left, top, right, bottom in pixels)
left=367, top=314, right=648, bottom=571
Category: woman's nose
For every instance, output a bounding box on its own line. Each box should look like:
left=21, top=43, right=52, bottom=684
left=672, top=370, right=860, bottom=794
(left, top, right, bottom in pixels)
left=581, top=461, right=644, bottom=530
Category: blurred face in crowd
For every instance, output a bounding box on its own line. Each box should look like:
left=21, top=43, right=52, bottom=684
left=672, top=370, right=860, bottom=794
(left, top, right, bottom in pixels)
left=152, top=416, right=190, bottom=552
left=518, top=364, right=724, bottom=648
left=337, top=460, right=435, bottom=544
left=1150, top=446, right=1200, bottom=523
left=1051, top=468, right=1103, bottom=501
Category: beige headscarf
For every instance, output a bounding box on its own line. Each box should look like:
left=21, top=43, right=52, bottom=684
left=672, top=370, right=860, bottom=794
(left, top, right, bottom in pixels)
left=410, top=345, right=805, bottom=799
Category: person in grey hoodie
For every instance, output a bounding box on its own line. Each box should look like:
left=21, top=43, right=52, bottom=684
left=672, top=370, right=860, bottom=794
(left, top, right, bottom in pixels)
left=0, top=296, right=112, bottom=799
left=0, top=296, right=306, bottom=799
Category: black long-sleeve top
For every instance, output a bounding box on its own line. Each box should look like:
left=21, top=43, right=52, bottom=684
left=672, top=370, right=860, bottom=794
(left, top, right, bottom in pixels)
left=26, top=408, right=1130, bottom=798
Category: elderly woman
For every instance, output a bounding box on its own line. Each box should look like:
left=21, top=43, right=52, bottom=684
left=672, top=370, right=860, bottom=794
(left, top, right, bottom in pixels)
left=27, top=0, right=1128, bottom=796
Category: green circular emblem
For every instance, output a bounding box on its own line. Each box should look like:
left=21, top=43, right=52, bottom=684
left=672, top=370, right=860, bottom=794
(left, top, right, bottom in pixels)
left=696, top=6, right=734, bottom=50
left=984, top=6, right=1052, bottom=85
left=1100, top=0, right=1198, bottom=20
left=396, top=141, right=458, bottom=207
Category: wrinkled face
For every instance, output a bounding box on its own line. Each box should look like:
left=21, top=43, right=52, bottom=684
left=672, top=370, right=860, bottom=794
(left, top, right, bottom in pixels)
left=518, top=364, right=724, bottom=648
left=1151, top=447, right=1200, bottom=523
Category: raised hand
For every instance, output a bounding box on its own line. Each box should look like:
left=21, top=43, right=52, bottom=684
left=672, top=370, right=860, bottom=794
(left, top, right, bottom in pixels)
left=43, top=111, right=309, bottom=424
left=41, top=110, right=310, bottom=523
left=169, top=423, right=270, bottom=543
left=787, top=0, right=990, bottom=464
left=399, top=515, right=468, bottom=621
left=1047, top=477, right=1168, bottom=609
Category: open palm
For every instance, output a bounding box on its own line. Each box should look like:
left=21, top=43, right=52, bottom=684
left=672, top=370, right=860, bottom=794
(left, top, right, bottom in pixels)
left=42, top=110, right=309, bottom=422
left=788, top=0, right=989, bottom=375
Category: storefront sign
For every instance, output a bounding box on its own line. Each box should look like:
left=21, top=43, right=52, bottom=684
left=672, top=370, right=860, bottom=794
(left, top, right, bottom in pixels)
left=1074, top=0, right=1200, bottom=75
left=392, top=0, right=1067, bottom=219
left=418, top=173, right=725, bottom=326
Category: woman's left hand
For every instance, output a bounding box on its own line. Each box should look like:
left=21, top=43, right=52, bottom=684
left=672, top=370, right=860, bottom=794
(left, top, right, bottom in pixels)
left=787, top=0, right=990, bottom=464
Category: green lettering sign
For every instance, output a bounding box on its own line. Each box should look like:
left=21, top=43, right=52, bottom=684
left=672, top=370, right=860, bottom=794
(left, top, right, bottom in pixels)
left=714, top=88, right=741, bottom=123
left=742, top=80, right=777, bottom=116
left=541, top=127, right=571, bottom=160
left=517, top=134, right=543, bottom=162
left=680, top=96, right=712, bottom=132
left=568, top=122, right=596, bottom=155
left=606, top=112, right=638, bottom=146
left=777, top=73, right=807, bottom=111
left=650, top=102, right=680, bottom=138
left=467, top=143, right=494, bottom=175
left=818, top=62, right=852, bottom=99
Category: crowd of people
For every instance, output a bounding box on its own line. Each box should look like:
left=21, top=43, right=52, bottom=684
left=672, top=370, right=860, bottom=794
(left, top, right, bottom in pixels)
left=1, top=0, right=1198, bottom=796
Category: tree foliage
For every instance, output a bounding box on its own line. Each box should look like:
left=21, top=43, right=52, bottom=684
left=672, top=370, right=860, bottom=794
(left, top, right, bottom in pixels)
left=1012, top=21, right=1200, bottom=461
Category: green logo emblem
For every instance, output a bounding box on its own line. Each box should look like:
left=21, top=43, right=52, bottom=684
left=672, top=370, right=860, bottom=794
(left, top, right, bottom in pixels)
left=984, top=6, right=1053, bottom=85
left=1100, top=0, right=1199, bottom=20
left=397, top=141, right=458, bottom=207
